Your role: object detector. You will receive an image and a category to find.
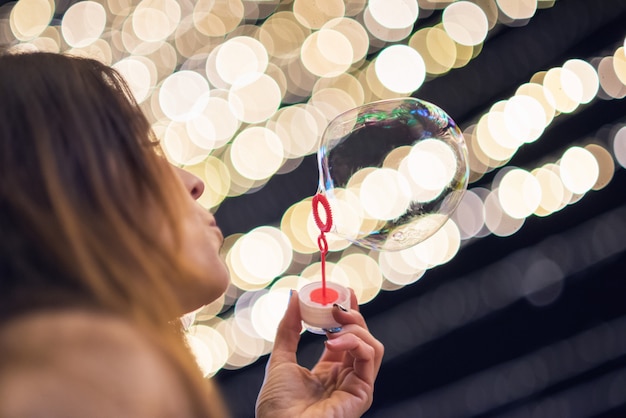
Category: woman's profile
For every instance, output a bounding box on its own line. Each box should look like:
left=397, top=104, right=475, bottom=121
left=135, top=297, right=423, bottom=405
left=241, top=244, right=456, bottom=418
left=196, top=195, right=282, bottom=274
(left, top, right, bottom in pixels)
left=0, top=52, right=383, bottom=417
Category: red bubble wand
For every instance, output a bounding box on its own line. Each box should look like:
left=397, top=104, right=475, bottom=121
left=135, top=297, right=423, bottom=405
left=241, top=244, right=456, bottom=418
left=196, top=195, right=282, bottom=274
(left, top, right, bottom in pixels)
left=311, top=193, right=337, bottom=305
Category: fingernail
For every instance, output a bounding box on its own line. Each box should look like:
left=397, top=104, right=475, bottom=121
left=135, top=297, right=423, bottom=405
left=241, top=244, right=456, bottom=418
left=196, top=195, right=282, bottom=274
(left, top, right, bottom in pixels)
left=333, top=303, right=348, bottom=312
left=289, top=289, right=294, bottom=300
left=325, top=327, right=342, bottom=333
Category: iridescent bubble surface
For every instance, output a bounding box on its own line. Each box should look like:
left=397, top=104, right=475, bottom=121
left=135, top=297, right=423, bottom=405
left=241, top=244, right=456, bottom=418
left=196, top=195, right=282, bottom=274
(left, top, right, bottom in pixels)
left=317, top=97, right=469, bottom=251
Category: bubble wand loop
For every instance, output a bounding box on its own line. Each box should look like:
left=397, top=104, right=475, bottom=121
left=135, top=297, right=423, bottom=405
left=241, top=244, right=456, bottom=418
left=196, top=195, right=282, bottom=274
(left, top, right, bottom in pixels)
left=312, top=193, right=333, bottom=303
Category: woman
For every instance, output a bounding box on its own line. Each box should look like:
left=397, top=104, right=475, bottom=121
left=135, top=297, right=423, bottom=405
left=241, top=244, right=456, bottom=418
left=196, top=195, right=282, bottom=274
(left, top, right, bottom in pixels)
left=0, top=52, right=384, bottom=417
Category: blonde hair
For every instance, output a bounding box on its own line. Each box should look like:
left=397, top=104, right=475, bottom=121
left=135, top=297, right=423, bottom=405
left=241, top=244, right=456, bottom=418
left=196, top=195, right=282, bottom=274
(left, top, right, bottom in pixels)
left=0, top=52, right=228, bottom=416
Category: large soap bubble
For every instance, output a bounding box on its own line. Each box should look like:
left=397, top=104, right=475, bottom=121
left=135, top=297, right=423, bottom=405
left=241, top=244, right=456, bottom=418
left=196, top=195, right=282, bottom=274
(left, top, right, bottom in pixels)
left=317, top=97, right=469, bottom=251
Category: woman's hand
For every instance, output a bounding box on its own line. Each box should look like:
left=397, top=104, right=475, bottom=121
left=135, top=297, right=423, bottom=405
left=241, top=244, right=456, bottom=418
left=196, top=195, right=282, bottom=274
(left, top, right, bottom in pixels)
left=256, top=289, right=384, bottom=418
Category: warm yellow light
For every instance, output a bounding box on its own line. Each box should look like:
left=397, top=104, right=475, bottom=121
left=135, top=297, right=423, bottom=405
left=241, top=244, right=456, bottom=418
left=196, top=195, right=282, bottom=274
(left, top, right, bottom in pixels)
left=9, top=0, right=54, bottom=41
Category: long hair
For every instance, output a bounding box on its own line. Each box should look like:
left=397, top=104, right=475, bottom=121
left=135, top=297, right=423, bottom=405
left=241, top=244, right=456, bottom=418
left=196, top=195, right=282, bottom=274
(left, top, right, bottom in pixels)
left=0, top=52, right=228, bottom=416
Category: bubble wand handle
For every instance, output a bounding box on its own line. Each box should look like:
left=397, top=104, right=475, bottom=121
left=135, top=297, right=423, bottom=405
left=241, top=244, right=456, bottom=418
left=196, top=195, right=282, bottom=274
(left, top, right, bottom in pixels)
left=312, top=193, right=333, bottom=301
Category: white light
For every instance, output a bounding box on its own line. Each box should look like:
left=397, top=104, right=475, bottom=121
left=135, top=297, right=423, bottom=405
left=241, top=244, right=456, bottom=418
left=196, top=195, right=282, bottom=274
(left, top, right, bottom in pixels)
left=375, top=44, right=426, bottom=93
left=497, top=168, right=541, bottom=219
left=62, top=1, right=106, bottom=48
left=360, top=168, right=412, bottom=220
left=159, top=71, right=211, bottom=122
left=559, top=147, right=599, bottom=194
left=442, top=1, right=488, bottom=46
left=368, top=0, right=419, bottom=29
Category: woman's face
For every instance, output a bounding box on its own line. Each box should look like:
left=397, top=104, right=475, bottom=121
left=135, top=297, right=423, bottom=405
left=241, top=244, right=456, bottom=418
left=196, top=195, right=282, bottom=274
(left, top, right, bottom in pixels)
left=170, top=165, right=231, bottom=312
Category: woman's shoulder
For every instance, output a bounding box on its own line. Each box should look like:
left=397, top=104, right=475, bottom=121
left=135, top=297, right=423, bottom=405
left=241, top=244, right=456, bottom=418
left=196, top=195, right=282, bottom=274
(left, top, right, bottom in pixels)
left=0, top=309, right=193, bottom=417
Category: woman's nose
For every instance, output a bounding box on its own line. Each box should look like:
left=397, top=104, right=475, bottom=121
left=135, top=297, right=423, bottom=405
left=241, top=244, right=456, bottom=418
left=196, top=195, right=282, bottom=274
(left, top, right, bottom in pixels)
left=172, top=165, right=205, bottom=200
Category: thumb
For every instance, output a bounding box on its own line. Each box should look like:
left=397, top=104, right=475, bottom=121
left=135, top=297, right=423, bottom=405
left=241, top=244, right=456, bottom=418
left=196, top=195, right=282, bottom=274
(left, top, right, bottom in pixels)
left=269, top=290, right=303, bottom=366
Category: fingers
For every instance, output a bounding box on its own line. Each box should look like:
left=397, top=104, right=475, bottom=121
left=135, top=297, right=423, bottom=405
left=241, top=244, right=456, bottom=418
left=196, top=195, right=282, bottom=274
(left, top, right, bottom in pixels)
left=349, top=288, right=359, bottom=313
left=331, top=288, right=366, bottom=329
left=268, top=290, right=302, bottom=366
left=324, top=332, right=380, bottom=385
left=326, top=299, right=384, bottom=378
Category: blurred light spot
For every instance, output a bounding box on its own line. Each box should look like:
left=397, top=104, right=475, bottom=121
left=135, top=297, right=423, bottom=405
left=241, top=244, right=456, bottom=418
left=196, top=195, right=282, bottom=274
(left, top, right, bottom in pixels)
left=563, top=58, right=599, bottom=104
left=62, top=1, right=106, bottom=48
left=216, top=36, right=268, bottom=85
left=612, top=126, right=626, bottom=168
left=379, top=250, right=426, bottom=285
left=10, top=0, right=53, bottom=41
left=133, top=0, right=180, bottom=42
left=161, top=120, right=210, bottom=165
left=293, top=0, right=345, bottom=30
left=119, top=12, right=161, bottom=56
left=159, top=70, right=211, bottom=122
left=545, top=163, right=572, bottom=211
left=260, top=11, right=310, bottom=59
left=311, top=190, right=356, bottom=251
left=400, top=139, right=458, bottom=202
left=360, top=168, right=412, bottom=220
left=344, top=0, right=367, bottom=16
left=338, top=253, right=382, bottom=303
left=584, top=144, right=614, bottom=191
left=464, top=126, right=498, bottom=175
left=205, top=156, right=232, bottom=209
left=313, top=72, right=365, bottom=110
left=451, top=189, right=486, bottom=239
left=234, top=290, right=266, bottom=337
left=486, top=103, right=520, bottom=149
left=310, top=87, right=358, bottom=122
left=368, top=0, right=419, bottom=29
left=301, top=29, right=353, bottom=78
left=405, top=222, right=451, bottom=268
left=498, top=168, right=541, bottom=219
left=28, top=35, right=60, bottom=53
left=193, top=0, right=244, bottom=37
left=522, top=258, right=563, bottom=307
left=532, top=166, right=565, bottom=216
left=363, top=6, right=413, bottom=42
left=597, top=56, right=626, bottom=99
left=66, top=38, right=113, bottom=64
left=230, top=127, right=283, bottom=180
left=504, top=95, right=546, bottom=144
left=442, top=1, right=488, bottom=46
left=322, top=17, right=369, bottom=64
left=186, top=323, right=229, bottom=377
left=281, top=198, right=318, bottom=254
left=485, top=189, right=525, bottom=236
left=559, top=146, right=599, bottom=194
left=300, top=262, right=350, bottom=289
left=186, top=95, right=241, bottom=150
left=409, top=27, right=457, bottom=76
left=251, top=288, right=290, bottom=342
left=218, top=317, right=265, bottom=368
left=228, top=73, right=281, bottom=123
left=543, top=67, right=582, bottom=113
left=515, top=82, right=556, bottom=128
left=113, top=56, right=155, bottom=103
left=272, top=104, right=326, bottom=158
left=476, top=113, right=518, bottom=161
left=496, top=0, right=537, bottom=20
left=613, top=46, right=626, bottom=87
left=375, top=44, right=426, bottom=93
left=439, top=219, right=462, bottom=264
left=426, top=26, right=457, bottom=75
left=452, top=41, right=475, bottom=69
